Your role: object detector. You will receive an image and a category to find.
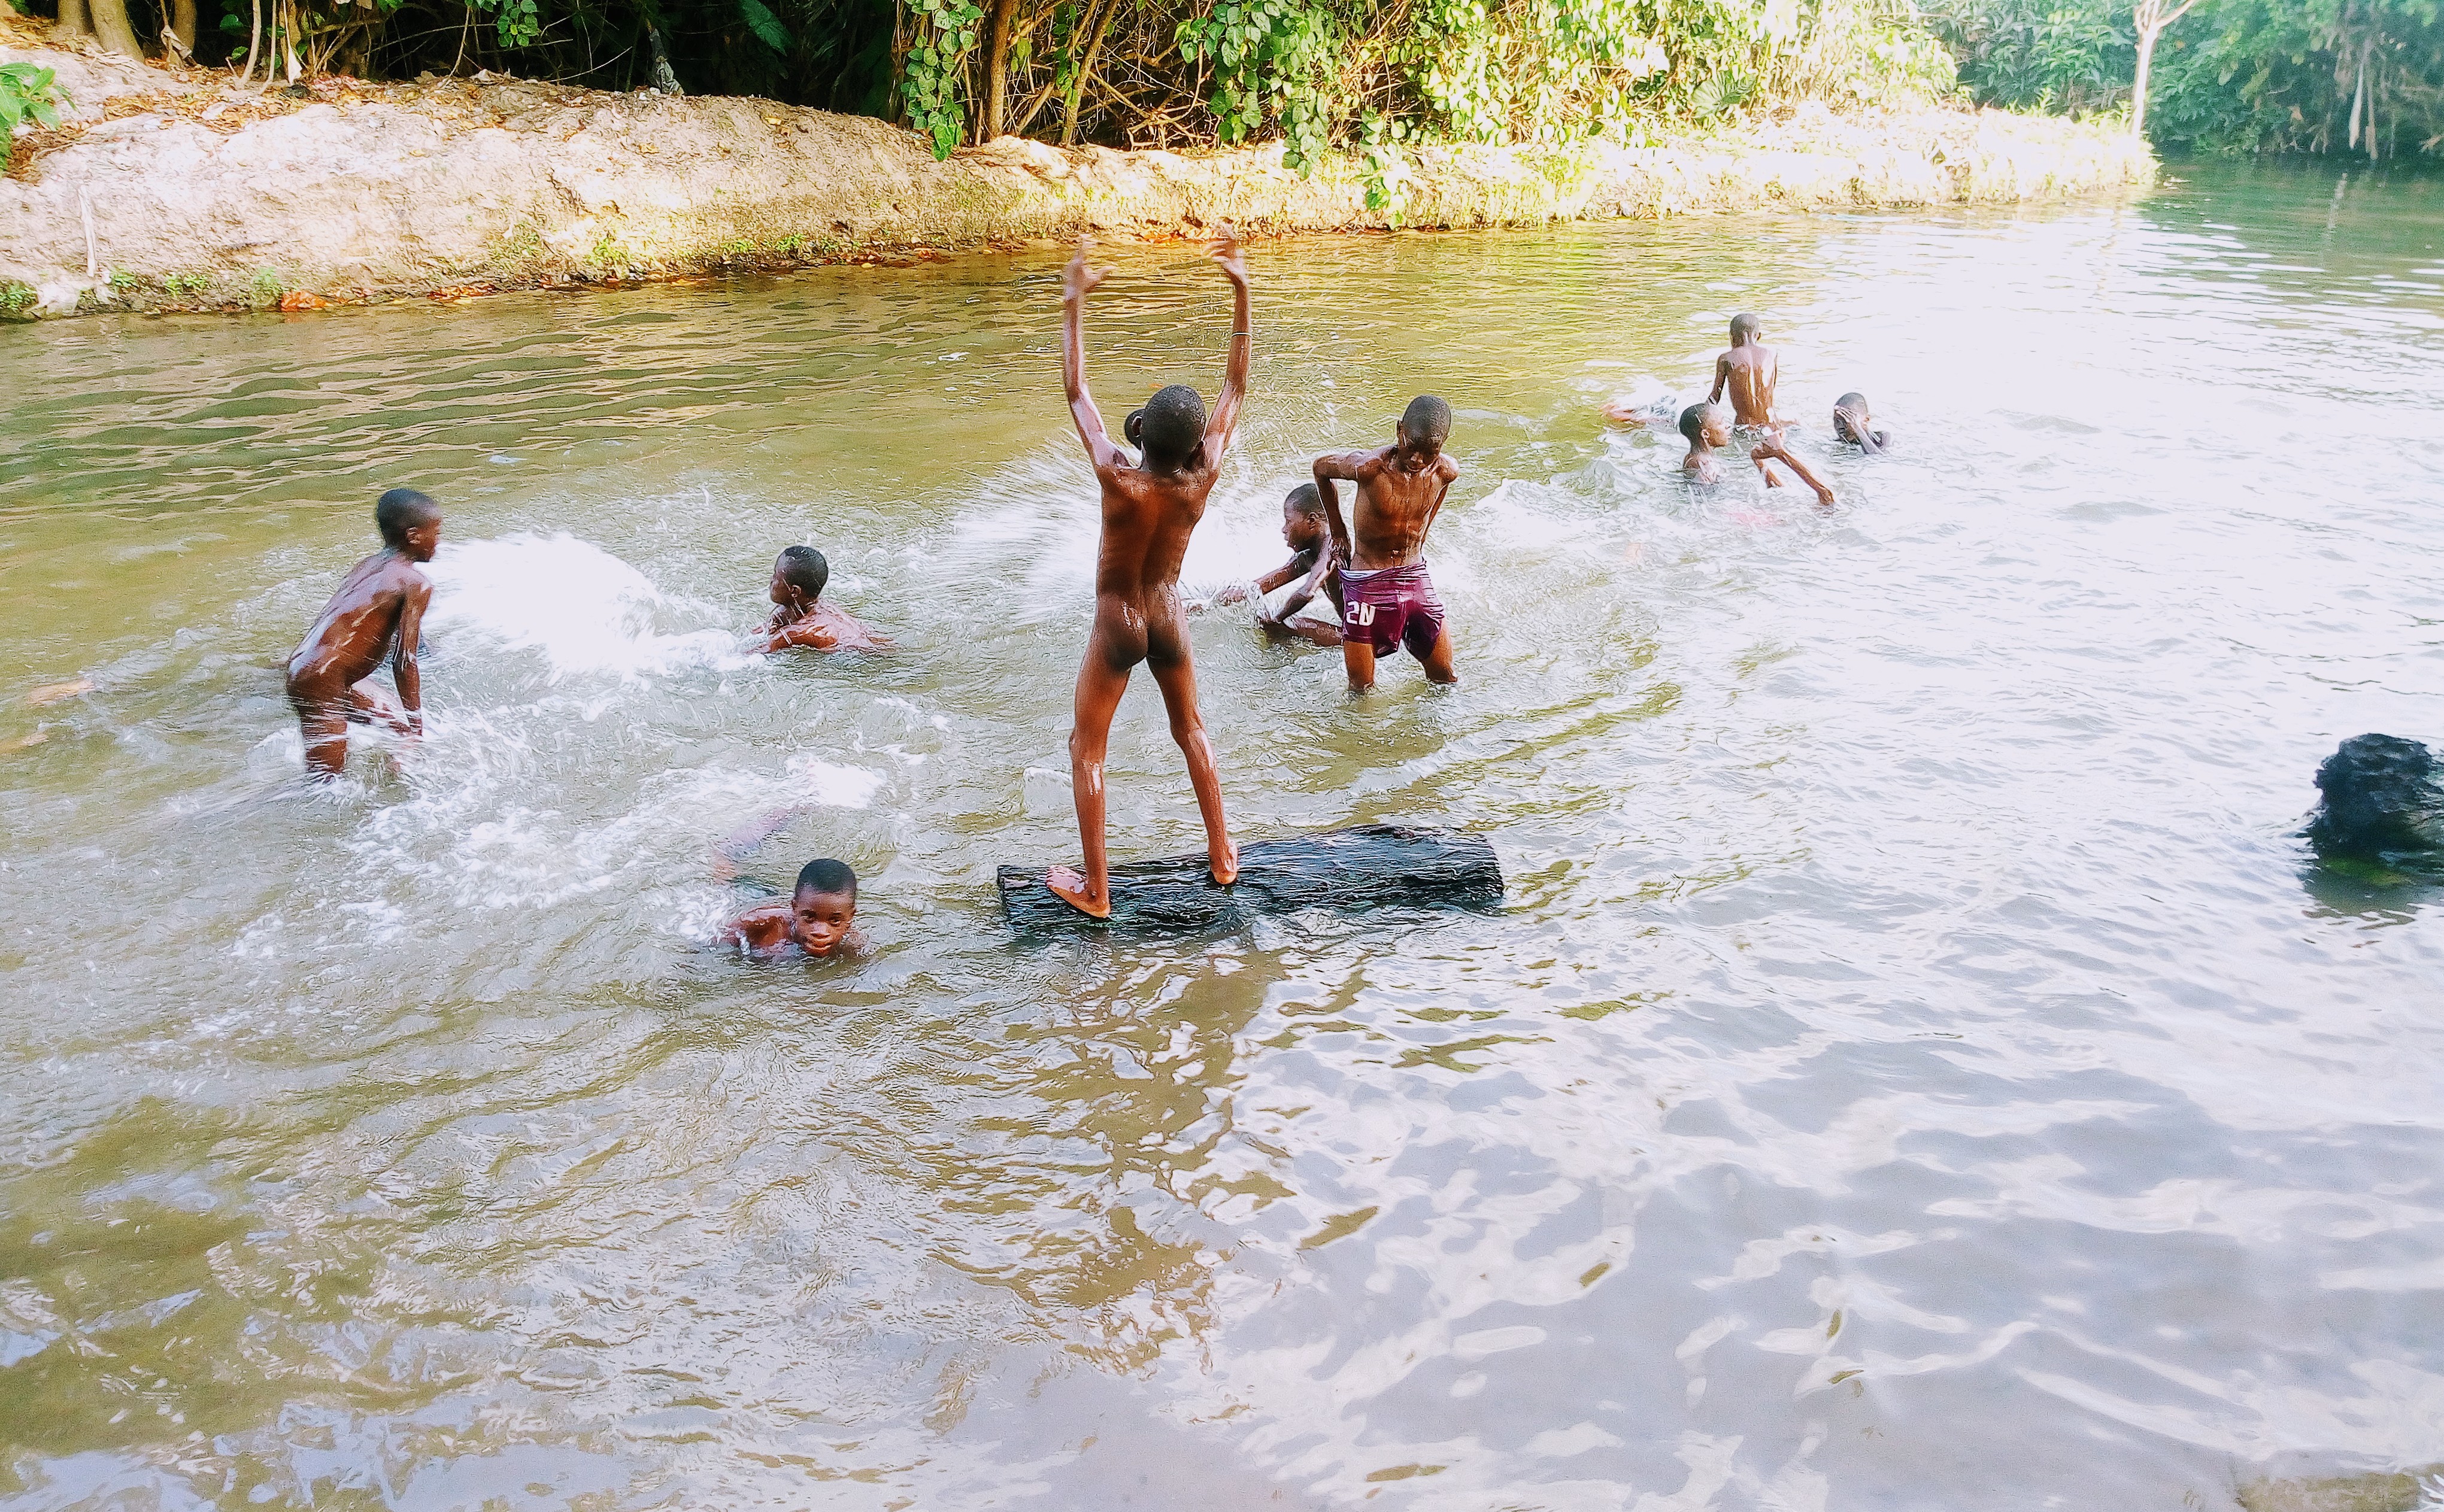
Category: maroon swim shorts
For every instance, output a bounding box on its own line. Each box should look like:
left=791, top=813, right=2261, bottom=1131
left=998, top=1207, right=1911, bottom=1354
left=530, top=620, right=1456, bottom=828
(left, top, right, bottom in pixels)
left=1340, top=562, right=1446, bottom=660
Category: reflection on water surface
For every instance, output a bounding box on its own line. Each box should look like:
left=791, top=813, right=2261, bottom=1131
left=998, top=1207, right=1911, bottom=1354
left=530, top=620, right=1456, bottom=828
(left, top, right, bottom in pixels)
left=2, top=160, right=2442, bottom=1511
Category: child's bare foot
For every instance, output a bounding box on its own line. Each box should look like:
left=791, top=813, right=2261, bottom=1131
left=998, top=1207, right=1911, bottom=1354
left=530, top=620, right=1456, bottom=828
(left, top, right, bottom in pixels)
left=1209, top=837, right=1239, bottom=887
left=1045, top=863, right=1112, bottom=919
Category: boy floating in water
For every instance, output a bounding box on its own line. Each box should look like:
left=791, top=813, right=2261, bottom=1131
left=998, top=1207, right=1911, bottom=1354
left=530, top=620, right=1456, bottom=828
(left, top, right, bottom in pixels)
left=1312, top=396, right=1461, bottom=692
left=1832, top=391, right=1888, bottom=454
left=1709, top=313, right=1779, bottom=428
left=1042, top=230, right=1251, bottom=919
left=1215, top=484, right=1342, bottom=647
left=285, top=487, right=438, bottom=780
left=763, top=546, right=889, bottom=651
left=721, top=857, right=864, bottom=959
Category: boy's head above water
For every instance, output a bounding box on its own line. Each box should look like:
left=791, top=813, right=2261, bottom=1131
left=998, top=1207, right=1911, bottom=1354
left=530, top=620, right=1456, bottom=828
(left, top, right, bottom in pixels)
left=1396, top=394, right=1453, bottom=462
left=376, top=488, right=442, bottom=561
left=1833, top=391, right=1884, bottom=454
left=1679, top=402, right=1730, bottom=450
left=1124, top=383, right=1208, bottom=471
left=1281, top=483, right=1326, bottom=551
left=791, top=857, right=858, bottom=955
left=771, top=546, right=829, bottom=608
left=1729, top=312, right=1764, bottom=347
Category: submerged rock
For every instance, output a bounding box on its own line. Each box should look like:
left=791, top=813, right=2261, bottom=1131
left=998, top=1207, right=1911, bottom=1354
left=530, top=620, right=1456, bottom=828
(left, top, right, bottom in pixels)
left=2307, top=733, right=2443, bottom=870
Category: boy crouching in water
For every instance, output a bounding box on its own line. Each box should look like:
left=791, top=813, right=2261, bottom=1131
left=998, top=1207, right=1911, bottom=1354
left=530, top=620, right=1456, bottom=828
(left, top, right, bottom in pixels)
left=763, top=546, right=889, bottom=652
left=722, top=858, right=864, bottom=959
left=286, top=487, right=438, bottom=780
left=1214, top=484, right=1342, bottom=646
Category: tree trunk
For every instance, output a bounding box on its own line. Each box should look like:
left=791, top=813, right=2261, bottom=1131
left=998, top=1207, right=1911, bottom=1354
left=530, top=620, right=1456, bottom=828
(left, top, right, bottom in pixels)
left=2130, top=23, right=2158, bottom=139
left=56, top=0, right=93, bottom=39
left=997, top=824, right=1505, bottom=937
left=168, top=0, right=198, bottom=56
left=980, top=0, right=1020, bottom=141
left=87, top=0, right=148, bottom=59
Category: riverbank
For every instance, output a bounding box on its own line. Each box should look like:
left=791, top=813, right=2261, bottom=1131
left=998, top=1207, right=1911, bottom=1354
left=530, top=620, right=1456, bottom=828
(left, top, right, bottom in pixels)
left=1, top=19, right=2154, bottom=320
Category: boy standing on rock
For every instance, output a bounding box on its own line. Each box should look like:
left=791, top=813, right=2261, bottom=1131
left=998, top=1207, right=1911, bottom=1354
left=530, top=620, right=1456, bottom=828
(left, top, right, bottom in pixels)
left=1042, top=230, right=1251, bottom=920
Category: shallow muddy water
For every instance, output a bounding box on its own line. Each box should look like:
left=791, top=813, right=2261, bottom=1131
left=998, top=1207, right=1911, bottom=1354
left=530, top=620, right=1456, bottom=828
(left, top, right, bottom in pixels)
left=4, top=159, right=2442, bottom=1511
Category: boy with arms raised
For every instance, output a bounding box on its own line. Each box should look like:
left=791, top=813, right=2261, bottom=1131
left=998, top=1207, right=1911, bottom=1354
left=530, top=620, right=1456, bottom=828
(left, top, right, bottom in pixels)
left=286, top=487, right=438, bottom=781
left=762, top=545, right=889, bottom=652
left=1313, top=396, right=1461, bottom=691
left=1042, top=231, right=1251, bottom=919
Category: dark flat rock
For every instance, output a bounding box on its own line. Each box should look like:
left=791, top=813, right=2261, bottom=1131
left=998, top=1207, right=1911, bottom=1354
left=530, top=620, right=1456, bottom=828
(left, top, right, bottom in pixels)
left=997, top=823, right=1503, bottom=936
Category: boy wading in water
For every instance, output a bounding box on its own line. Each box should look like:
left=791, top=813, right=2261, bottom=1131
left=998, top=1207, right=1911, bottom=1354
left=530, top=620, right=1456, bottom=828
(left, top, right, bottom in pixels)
left=763, top=546, right=889, bottom=652
left=1710, top=313, right=1779, bottom=428
left=1043, top=232, right=1251, bottom=919
left=1313, top=396, right=1461, bottom=692
left=286, top=488, right=439, bottom=780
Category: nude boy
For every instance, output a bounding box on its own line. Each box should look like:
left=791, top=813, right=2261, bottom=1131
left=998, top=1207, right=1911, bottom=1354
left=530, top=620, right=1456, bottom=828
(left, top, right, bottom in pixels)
left=1312, top=396, right=1461, bottom=692
left=763, top=546, right=889, bottom=652
left=1709, top=314, right=1778, bottom=427
left=721, top=857, right=864, bottom=959
left=1041, top=231, right=1251, bottom=919
left=285, top=488, right=438, bottom=780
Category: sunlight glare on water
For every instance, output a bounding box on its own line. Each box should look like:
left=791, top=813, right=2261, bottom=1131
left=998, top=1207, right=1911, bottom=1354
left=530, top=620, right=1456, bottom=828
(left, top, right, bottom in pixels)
left=2, top=160, right=2442, bottom=1511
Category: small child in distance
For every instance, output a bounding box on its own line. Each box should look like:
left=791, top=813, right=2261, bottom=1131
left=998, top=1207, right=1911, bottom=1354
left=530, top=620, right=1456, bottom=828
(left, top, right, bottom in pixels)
left=1833, top=391, right=1889, bottom=454
left=721, top=857, right=865, bottom=960
left=763, top=546, right=889, bottom=652
left=286, top=487, right=439, bottom=781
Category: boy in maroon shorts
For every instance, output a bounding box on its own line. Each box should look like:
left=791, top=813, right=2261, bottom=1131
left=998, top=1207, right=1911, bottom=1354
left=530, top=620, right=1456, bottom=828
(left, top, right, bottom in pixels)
left=1311, top=396, right=1461, bottom=692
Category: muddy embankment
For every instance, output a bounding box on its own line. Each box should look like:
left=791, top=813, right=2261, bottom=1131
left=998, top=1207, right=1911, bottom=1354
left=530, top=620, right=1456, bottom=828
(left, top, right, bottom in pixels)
left=1, top=18, right=2156, bottom=320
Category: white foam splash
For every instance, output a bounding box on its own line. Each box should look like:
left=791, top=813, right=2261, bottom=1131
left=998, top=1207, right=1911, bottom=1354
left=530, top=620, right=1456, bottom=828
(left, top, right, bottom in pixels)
left=426, top=533, right=755, bottom=681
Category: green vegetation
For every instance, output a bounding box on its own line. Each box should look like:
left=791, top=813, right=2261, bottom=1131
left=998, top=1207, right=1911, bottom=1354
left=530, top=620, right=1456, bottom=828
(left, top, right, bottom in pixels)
left=0, top=60, right=68, bottom=168
left=1926, top=0, right=2444, bottom=157
left=0, top=281, right=35, bottom=319
left=245, top=268, right=284, bottom=306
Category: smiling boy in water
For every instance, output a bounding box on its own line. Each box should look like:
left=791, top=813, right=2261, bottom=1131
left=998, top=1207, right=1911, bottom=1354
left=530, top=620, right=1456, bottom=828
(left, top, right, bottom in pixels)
left=1041, top=229, right=1251, bottom=919
left=1312, top=396, right=1462, bottom=691
left=1214, top=484, right=1342, bottom=647
left=1709, top=313, right=1779, bottom=428
left=285, top=487, right=438, bottom=781
left=763, top=546, right=889, bottom=652
left=721, top=857, right=864, bottom=959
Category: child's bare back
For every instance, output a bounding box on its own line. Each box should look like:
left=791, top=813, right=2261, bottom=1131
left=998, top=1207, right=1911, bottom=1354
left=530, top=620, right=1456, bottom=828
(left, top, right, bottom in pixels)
left=1709, top=313, right=1779, bottom=428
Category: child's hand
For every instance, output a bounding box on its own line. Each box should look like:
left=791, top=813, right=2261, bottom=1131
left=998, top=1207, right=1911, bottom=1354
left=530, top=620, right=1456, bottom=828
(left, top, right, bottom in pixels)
left=1210, top=223, right=1248, bottom=284
left=1064, top=239, right=1106, bottom=302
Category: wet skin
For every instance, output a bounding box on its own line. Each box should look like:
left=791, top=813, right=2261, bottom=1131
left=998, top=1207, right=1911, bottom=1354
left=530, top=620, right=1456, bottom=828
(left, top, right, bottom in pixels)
left=1251, top=504, right=1344, bottom=647
left=285, top=517, right=438, bottom=780
left=1043, top=231, right=1251, bottom=920
left=1749, top=431, right=1836, bottom=506
left=1682, top=407, right=1735, bottom=483
left=1711, top=330, right=1779, bottom=427
left=1312, top=428, right=1461, bottom=691
left=765, top=567, right=890, bottom=652
left=722, top=886, right=863, bottom=959
left=1833, top=399, right=1889, bottom=454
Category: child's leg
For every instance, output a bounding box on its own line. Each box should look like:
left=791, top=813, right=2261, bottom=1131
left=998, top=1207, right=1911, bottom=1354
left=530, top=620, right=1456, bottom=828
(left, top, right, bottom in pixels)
left=1047, top=632, right=1138, bottom=918
left=289, top=685, right=350, bottom=779
left=1147, top=616, right=1235, bottom=886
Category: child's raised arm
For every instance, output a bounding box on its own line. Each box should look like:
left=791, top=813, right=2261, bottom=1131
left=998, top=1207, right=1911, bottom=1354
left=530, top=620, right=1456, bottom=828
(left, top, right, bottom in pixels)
left=1202, top=226, right=1253, bottom=464
left=1062, top=239, right=1123, bottom=470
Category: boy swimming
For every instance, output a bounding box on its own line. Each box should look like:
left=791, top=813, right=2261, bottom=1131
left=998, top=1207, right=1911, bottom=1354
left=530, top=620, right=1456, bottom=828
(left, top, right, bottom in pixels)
left=721, top=857, right=864, bottom=959
left=1217, top=484, right=1343, bottom=647
left=1312, top=396, right=1462, bottom=692
left=1709, top=314, right=1779, bottom=428
left=763, top=546, right=889, bottom=651
left=1679, top=402, right=1733, bottom=482
left=1041, top=230, right=1251, bottom=920
left=1833, top=392, right=1888, bottom=454
left=285, top=487, right=438, bottom=780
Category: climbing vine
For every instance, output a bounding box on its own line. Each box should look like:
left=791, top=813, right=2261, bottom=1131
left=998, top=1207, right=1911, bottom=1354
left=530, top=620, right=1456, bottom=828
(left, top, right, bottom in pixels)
left=903, top=0, right=984, bottom=156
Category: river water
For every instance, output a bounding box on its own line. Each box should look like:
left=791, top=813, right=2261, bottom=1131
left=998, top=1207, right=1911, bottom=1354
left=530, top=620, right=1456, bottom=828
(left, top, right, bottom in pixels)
left=4, top=160, right=2441, bottom=1511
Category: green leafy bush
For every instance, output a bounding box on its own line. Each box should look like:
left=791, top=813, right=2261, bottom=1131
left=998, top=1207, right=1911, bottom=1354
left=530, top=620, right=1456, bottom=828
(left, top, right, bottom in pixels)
left=0, top=61, right=69, bottom=169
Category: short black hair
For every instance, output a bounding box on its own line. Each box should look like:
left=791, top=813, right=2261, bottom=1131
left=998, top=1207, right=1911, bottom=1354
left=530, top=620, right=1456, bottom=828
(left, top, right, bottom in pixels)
left=1730, top=313, right=1763, bottom=342
left=795, top=857, right=857, bottom=900
left=1833, top=393, right=1882, bottom=454
left=775, top=545, right=829, bottom=599
left=1400, top=394, right=1452, bottom=450
left=1678, top=402, right=1715, bottom=444
left=1283, top=482, right=1323, bottom=518
left=1137, top=383, right=1207, bottom=467
left=375, top=488, right=439, bottom=545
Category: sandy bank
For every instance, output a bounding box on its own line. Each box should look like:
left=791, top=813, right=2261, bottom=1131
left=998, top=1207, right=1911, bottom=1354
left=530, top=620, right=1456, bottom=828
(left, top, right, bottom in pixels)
left=1, top=24, right=2154, bottom=320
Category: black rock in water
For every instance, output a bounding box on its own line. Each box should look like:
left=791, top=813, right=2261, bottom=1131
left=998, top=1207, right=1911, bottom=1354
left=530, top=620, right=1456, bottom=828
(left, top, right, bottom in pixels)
left=998, top=823, right=1503, bottom=937
left=2307, top=734, right=2443, bottom=864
